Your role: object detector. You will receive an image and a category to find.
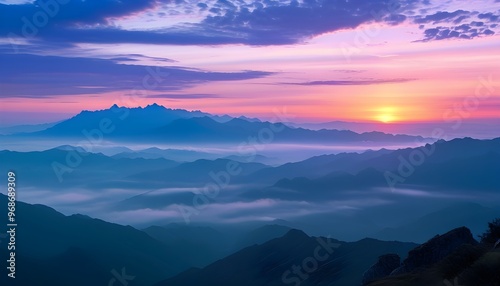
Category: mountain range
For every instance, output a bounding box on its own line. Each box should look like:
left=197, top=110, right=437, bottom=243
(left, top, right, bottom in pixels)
left=0, top=195, right=417, bottom=286
left=1, top=105, right=499, bottom=285
left=3, top=195, right=496, bottom=286
left=1, top=137, right=499, bottom=241
left=7, top=104, right=429, bottom=144
left=157, top=230, right=416, bottom=286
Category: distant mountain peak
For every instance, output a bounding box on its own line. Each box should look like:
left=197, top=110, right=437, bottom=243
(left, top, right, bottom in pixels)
left=145, top=103, right=165, bottom=109
left=54, top=145, right=89, bottom=154
left=282, top=229, right=309, bottom=240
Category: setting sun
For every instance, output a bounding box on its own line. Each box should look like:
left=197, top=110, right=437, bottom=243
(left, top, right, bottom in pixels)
left=378, top=114, right=395, bottom=123
left=375, top=107, right=397, bottom=123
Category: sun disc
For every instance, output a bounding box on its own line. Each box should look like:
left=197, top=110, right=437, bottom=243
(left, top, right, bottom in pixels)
left=378, top=113, right=395, bottom=123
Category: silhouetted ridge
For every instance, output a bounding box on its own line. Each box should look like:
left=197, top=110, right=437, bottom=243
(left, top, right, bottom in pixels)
left=391, top=226, right=477, bottom=275
left=281, top=229, right=310, bottom=240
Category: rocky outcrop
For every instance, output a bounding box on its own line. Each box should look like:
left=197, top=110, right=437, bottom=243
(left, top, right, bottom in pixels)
left=391, top=226, right=477, bottom=275
left=361, top=254, right=401, bottom=285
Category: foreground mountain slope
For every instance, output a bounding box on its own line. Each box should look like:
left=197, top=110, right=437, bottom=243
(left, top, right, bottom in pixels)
left=231, top=224, right=293, bottom=251
left=142, top=223, right=294, bottom=268
left=142, top=224, right=232, bottom=268
left=157, top=229, right=417, bottom=286
left=365, top=227, right=500, bottom=286
left=0, top=194, right=190, bottom=285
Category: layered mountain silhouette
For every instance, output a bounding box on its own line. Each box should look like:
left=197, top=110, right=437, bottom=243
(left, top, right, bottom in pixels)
left=1, top=197, right=497, bottom=286
left=1, top=105, right=498, bottom=285
left=157, top=229, right=416, bottom=286
left=0, top=196, right=419, bottom=286
left=34, top=104, right=210, bottom=137
left=112, top=147, right=219, bottom=161
left=265, top=150, right=500, bottom=196
left=1, top=137, right=499, bottom=243
left=3, top=137, right=498, bottom=193
left=0, top=194, right=190, bottom=286
left=242, top=137, right=500, bottom=184
left=11, top=104, right=427, bottom=143
left=142, top=223, right=294, bottom=268
left=242, top=137, right=500, bottom=201
left=127, top=158, right=268, bottom=186
left=0, top=147, right=178, bottom=189
left=142, top=224, right=231, bottom=268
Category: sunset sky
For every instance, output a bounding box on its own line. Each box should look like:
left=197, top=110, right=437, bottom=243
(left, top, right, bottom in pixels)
left=0, top=0, right=499, bottom=127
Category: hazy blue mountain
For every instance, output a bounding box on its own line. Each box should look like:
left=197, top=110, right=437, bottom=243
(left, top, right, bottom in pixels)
left=276, top=148, right=499, bottom=192
left=245, top=156, right=499, bottom=203
left=142, top=224, right=232, bottom=267
left=151, top=116, right=427, bottom=143
left=240, top=148, right=394, bottom=184
left=127, top=158, right=268, bottom=186
left=143, top=224, right=296, bottom=267
left=157, top=229, right=417, bottom=286
left=287, top=120, right=500, bottom=140
left=13, top=105, right=428, bottom=144
left=357, top=137, right=500, bottom=173
left=1, top=137, right=498, bottom=242
left=231, top=224, right=292, bottom=251
left=0, top=194, right=191, bottom=285
left=284, top=120, right=379, bottom=132
left=223, top=154, right=277, bottom=165
left=0, top=148, right=178, bottom=189
left=210, top=114, right=234, bottom=123
left=247, top=137, right=500, bottom=184
left=210, top=114, right=261, bottom=123
left=242, top=137, right=500, bottom=198
left=113, top=147, right=275, bottom=164
left=112, top=147, right=219, bottom=161
left=109, top=157, right=270, bottom=213
left=402, top=151, right=500, bottom=191
left=83, top=145, right=135, bottom=156
left=33, top=104, right=211, bottom=137
left=238, top=115, right=262, bottom=122
left=0, top=121, right=58, bottom=135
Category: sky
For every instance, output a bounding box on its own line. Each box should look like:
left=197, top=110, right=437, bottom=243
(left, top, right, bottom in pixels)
left=0, top=0, right=499, bottom=127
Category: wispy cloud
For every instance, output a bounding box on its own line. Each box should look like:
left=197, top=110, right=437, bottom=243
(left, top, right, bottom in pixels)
left=147, top=93, right=223, bottom=99
left=284, top=78, right=417, bottom=86
left=0, top=53, right=273, bottom=97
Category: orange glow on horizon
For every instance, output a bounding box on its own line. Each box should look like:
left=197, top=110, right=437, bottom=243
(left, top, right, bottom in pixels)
left=372, top=106, right=396, bottom=123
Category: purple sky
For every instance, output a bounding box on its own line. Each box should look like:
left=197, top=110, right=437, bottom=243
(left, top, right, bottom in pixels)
left=0, top=0, right=499, bottom=133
